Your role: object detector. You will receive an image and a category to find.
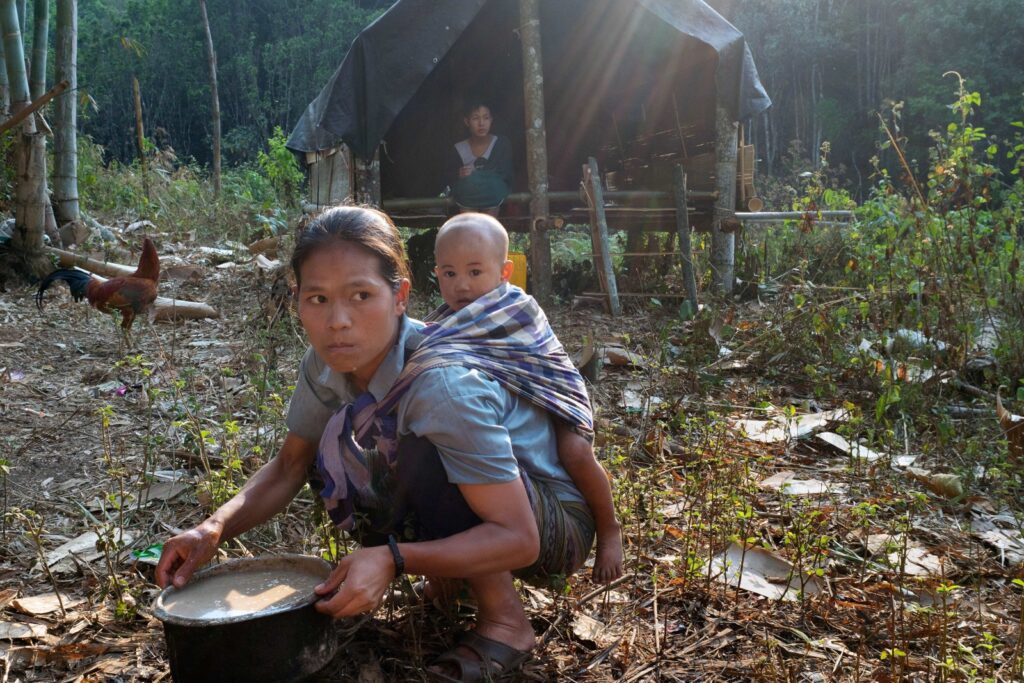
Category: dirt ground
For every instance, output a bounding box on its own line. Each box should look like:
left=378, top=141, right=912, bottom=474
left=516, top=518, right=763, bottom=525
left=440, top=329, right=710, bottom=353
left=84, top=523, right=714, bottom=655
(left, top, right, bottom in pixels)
left=1, top=239, right=1023, bottom=682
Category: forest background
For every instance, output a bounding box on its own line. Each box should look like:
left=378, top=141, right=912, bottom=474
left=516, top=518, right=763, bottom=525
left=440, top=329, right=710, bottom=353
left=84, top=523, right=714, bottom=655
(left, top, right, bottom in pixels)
left=4, top=0, right=1020, bottom=201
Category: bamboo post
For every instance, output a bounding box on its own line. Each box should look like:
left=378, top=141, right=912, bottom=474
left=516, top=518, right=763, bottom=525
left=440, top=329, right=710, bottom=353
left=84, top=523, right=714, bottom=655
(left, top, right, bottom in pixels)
left=586, top=157, right=621, bottom=317
left=673, top=165, right=698, bottom=316
left=735, top=210, right=854, bottom=221
left=581, top=164, right=609, bottom=298
left=712, top=103, right=738, bottom=293
left=518, top=0, right=552, bottom=305
left=132, top=75, right=149, bottom=198
left=354, top=148, right=381, bottom=207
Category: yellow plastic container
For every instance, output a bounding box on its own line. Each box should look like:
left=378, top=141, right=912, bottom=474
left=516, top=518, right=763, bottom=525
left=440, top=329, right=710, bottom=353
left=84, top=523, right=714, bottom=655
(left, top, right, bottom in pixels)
left=509, top=252, right=528, bottom=291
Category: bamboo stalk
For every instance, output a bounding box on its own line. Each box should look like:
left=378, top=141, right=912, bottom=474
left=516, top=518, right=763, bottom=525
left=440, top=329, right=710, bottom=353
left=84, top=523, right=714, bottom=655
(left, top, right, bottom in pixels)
left=736, top=210, right=854, bottom=221
left=1, top=0, right=34, bottom=121
left=2, top=0, right=47, bottom=254
left=53, top=0, right=78, bottom=225
left=28, top=0, right=45, bottom=99
left=0, top=78, right=66, bottom=136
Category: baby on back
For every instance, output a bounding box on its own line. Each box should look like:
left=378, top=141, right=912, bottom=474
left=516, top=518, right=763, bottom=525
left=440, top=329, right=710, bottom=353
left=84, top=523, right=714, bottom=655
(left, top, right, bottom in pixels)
left=430, top=213, right=624, bottom=582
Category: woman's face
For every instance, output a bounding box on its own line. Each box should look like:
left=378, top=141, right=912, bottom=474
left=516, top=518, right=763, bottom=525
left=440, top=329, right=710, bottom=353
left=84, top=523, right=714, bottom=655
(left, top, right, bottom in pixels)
left=297, top=240, right=409, bottom=388
left=464, top=106, right=493, bottom=139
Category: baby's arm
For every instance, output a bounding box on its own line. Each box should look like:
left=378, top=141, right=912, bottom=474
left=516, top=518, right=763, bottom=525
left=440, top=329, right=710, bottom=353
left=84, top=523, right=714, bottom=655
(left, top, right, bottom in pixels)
left=555, top=422, right=623, bottom=582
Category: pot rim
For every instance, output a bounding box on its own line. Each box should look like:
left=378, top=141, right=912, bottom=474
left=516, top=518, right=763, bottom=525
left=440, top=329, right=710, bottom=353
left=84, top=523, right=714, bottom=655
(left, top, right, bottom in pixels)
left=153, top=553, right=332, bottom=627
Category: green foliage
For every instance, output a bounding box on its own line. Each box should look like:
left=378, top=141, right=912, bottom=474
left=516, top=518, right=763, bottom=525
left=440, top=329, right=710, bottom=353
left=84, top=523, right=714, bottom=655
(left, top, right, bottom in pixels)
left=746, top=84, right=1024, bottom=450
left=257, top=127, right=304, bottom=208
left=75, top=133, right=297, bottom=241
left=709, top=0, right=1024, bottom=192
left=77, top=0, right=379, bottom=165
left=550, top=230, right=594, bottom=271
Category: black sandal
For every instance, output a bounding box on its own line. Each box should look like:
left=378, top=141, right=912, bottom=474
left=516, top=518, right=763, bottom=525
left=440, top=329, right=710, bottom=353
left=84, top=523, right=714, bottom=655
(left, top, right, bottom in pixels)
left=429, top=631, right=533, bottom=682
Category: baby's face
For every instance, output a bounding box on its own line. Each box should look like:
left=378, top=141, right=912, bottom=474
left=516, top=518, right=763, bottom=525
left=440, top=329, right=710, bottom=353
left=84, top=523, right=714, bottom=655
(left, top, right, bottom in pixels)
left=434, top=235, right=511, bottom=310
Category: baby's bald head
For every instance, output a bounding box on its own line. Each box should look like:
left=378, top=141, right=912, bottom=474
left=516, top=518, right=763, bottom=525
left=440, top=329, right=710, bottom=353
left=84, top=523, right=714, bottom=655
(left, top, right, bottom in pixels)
left=433, top=213, right=515, bottom=311
left=434, top=213, right=509, bottom=263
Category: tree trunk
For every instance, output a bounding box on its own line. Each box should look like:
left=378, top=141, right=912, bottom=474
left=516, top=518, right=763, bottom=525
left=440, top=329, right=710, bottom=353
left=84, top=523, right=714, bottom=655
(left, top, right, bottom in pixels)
left=518, top=0, right=552, bottom=305
left=53, top=0, right=79, bottom=225
left=1, top=0, right=48, bottom=274
left=198, top=0, right=221, bottom=197
left=28, top=0, right=45, bottom=99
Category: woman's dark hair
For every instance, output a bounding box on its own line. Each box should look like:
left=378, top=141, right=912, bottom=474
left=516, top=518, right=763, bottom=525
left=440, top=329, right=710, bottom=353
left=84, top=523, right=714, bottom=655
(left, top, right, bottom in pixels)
left=291, top=206, right=411, bottom=289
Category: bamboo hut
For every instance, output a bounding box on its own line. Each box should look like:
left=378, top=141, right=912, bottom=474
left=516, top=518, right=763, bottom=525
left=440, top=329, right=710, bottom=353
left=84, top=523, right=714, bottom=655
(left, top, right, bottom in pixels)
left=288, top=0, right=771, bottom=294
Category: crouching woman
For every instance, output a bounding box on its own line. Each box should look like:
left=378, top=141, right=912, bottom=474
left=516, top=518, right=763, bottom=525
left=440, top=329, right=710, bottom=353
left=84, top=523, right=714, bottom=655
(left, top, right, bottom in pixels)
left=156, top=206, right=595, bottom=681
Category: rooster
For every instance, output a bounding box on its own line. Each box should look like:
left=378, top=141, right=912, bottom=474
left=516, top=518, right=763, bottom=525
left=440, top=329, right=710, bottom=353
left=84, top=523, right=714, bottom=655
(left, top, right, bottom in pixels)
left=36, top=237, right=160, bottom=345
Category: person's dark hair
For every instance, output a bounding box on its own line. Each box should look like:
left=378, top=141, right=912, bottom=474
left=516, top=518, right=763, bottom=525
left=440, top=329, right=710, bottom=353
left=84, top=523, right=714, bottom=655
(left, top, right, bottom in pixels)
left=291, top=206, right=411, bottom=289
left=463, top=99, right=493, bottom=119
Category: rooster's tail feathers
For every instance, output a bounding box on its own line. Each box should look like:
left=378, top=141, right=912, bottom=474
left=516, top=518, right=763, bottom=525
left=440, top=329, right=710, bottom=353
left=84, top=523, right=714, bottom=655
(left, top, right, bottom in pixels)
left=36, top=269, right=93, bottom=310
left=133, top=237, right=160, bottom=282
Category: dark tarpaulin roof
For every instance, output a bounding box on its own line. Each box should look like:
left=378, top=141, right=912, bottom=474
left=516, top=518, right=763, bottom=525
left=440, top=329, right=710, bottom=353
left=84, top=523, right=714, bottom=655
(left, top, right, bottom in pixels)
left=287, top=0, right=770, bottom=159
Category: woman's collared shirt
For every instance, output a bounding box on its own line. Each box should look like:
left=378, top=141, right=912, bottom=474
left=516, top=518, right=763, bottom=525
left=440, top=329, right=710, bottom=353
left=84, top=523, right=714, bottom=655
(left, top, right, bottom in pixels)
left=287, top=316, right=582, bottom=502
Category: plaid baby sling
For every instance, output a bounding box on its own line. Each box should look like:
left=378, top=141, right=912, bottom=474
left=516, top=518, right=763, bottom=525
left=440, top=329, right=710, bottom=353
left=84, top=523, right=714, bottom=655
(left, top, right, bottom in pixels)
left=315, top=284, right=593, bottom=531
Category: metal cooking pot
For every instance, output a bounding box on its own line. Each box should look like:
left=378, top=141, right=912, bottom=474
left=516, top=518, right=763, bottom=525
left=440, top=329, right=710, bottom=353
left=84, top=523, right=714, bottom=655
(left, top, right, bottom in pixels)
left=153, top=554, right=338, bottom=683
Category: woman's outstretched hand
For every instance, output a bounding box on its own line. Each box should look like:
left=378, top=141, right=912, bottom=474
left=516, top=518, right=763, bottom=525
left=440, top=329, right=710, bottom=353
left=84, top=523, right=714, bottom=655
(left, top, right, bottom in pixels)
left=155, top=521, right=224, bottom=589
left=314, top=545, right=396, bottom=618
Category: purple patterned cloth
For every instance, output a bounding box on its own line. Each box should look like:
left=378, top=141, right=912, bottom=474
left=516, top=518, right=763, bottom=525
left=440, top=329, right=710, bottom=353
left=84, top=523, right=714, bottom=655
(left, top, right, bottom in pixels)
left=315, top=284, right=592, bottom=530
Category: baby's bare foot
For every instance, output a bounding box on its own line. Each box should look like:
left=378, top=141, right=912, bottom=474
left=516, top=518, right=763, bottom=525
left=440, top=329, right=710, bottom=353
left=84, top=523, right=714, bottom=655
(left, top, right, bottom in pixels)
left=592, top=529, right=624, bottom=583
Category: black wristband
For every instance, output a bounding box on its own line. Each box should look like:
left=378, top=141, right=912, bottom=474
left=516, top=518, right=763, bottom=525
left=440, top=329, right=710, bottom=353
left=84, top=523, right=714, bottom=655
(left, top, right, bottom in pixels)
left=386, top=534, right=405, bottom=576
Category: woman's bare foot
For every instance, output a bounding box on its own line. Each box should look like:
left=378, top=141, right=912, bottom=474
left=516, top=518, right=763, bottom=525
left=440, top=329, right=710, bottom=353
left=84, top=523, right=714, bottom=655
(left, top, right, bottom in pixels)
left=428, top=573, right=535, bottom=680
left=592, top=524, right=624, bottom=583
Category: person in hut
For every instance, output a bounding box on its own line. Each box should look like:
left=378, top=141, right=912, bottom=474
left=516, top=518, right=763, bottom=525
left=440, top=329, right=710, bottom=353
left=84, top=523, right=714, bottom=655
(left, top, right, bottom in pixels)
left=449, top=100, right=513, bottom=216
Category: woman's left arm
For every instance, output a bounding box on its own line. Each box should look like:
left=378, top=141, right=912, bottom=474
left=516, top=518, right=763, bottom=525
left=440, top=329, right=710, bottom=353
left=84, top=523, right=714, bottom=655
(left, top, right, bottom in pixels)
left=408, top=480, right=540, bottom=574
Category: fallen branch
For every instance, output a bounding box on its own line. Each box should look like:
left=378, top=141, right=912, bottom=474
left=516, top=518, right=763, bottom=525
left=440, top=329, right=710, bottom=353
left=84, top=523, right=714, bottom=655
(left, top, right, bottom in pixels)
left=47, top=245, right=137, bottom=277
left=953, top=378, right=996, bottom=401
left=150, top=296, right=219, bottom=323
left=0, top=80, right=69, bottom=137
left=44, top=245, right=219, bottom=322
